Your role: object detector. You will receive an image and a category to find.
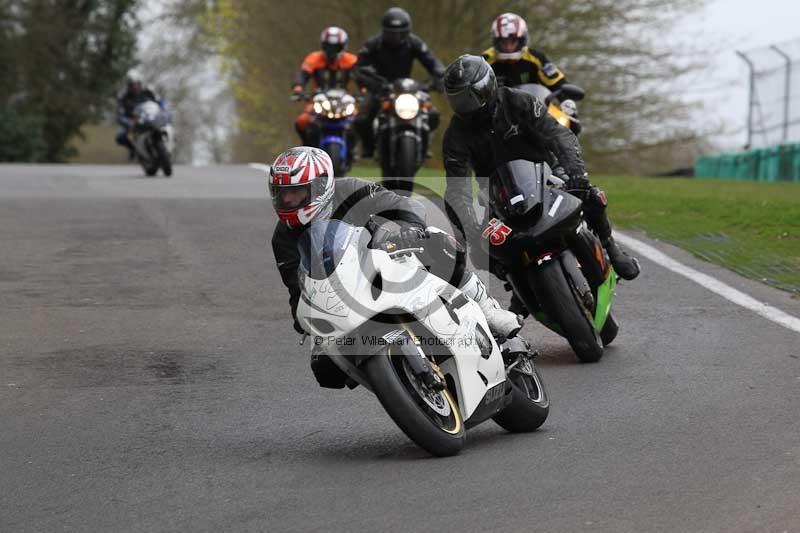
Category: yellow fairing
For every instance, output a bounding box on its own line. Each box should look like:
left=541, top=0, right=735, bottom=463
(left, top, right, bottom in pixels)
left=548, top=102, right=572, bottom=129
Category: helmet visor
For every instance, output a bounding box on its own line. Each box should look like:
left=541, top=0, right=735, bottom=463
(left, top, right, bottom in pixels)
left=498, top=37, right=520, bottom=53
left=271, top=183, right=312, bottom=211
left=382, top=30, right=408, bottom=47
left=322, top=42, right=344, bottom=60
left=445, top=69, right=496, bottom=116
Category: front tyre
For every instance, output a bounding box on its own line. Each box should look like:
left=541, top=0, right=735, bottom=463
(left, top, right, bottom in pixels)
left=365, top=352, right=465, bottom=457
left=493, top=357, right=549, bottom=432
left=323, top=142, right=346, bottom=177
left=394, top=135, right=418, bottom=178
left=534, top=260, right=604, bottom=363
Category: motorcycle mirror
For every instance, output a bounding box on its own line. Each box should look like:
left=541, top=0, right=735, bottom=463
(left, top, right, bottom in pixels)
left=559, top=84, right=585, bottom=101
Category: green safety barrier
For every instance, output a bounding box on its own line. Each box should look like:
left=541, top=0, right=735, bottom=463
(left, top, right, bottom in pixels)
left=696, top=143, right=800, bottom=182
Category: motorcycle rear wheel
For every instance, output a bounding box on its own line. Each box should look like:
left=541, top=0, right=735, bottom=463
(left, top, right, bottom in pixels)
left=600, top=313, right=619, bottom=346
left=143, top=162, right=158, bottom=177
left=155, top=136, right=172, bottom=177
left=365, top=351, right=465, bottom=457
left=493, top=357, right=549, bottom=432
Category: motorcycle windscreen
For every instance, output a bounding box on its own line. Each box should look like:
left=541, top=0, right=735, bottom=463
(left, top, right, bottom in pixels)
left=489, top=159, right=545, bottom=222
left=298, top=219, right=362, bottom=280
left=516, top=83, right=551, bottom=101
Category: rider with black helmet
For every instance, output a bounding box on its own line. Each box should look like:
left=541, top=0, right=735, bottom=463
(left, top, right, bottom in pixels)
left=353, top=7, right=446, bottom=158
left=441, top=54, right=640, bottom=288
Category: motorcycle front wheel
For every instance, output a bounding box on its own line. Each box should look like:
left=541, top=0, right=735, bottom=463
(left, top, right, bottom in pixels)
left=394, top=135, right=418, bottom=180
left=322, top=142, right=346, bottom=177
left=533, top=260, right=604, bottom=362
left=365, top=351, right=465, bottom=457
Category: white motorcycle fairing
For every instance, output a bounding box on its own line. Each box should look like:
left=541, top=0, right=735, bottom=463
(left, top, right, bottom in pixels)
left=296, top=224, right=508, bottom=422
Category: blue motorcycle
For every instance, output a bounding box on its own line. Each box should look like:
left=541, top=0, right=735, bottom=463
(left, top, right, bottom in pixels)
left=305, top=89, right=357, bottom=176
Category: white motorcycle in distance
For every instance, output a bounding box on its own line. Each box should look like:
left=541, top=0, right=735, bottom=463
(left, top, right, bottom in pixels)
left=295, top=219, right=549, bottom=457
left=131, top=100, right=174, bottom=177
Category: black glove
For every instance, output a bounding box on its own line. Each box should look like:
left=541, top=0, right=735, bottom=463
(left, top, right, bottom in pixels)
left=428, top=230, right=464, bottom=257
left=390, top=225, right=429, bottom=249
left=293, top=318, right=306, bottom=335
left=567, top=172, right=591, bottom=191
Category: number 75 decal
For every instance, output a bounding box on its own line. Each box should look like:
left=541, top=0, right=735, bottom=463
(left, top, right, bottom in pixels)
left=482, top=218, right=513, bottom=245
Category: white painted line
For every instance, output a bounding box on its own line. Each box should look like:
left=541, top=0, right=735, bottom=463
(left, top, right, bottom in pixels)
left=248, top=163, right=271, bottom=174
left=616, top=232, right=800, bottom=335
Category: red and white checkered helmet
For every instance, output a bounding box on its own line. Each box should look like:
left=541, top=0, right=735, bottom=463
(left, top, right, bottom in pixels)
left=270, top=147, right=335, bottom=228
left=491, top=13, right=528, bottom=60
left=321, top=26, right=348, bottom=62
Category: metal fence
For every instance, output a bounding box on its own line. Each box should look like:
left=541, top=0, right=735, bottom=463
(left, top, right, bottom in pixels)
left=737, top=39, right=800, bottom=149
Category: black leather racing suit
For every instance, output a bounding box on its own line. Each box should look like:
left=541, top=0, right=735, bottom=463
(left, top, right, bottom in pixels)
left=442, top=86, right=611, bottom=250
left=354, top=33, right=446, bottom=155
left=115, top=87, right=162, bottom=151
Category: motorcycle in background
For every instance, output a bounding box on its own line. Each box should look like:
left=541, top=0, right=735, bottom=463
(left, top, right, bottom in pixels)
left=131, top=100, right=173, bottom=177
left=358, top=68, right=436, bottom=193
left=299, top=89, right=357, bottom=176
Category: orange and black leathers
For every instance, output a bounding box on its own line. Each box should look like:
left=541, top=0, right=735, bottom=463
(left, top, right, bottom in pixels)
left=482, top=46, right=566, bottom=89
left=292, top=51, right=358, bottom=142
left=292, top=51, right=359, bottom=92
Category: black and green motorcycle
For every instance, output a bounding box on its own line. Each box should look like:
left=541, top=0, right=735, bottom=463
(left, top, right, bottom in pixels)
left=481, top=159, right=618, bottom=363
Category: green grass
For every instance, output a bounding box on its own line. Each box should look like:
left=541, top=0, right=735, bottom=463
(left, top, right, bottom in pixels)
left=348, top=165, right=447, bottom=197
left=593, top=176, right=800, bottom=294
left=351, top=165, right=800, bottom=294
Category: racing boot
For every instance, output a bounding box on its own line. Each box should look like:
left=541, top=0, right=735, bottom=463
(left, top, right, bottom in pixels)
left=459, top=272, right=523, bottom=339
left=310, top=346, right=347, bottom=389
left=602, top=236, right=641, bottom=280
left=508, top=292, right=530, bottom=318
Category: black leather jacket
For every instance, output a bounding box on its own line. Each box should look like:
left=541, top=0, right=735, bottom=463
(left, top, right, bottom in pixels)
left=271, top=177, right=427, bottom=319
left=442, top=86, right=586, bottom=235
left=356, top=33, right=445, bottom=83
left=116, top=87, right=161, bottom=127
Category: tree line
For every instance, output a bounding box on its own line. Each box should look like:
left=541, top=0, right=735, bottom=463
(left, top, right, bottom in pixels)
left=0, top=0, right=139, bottom=162
left=1, top=0, right=709, bottom=174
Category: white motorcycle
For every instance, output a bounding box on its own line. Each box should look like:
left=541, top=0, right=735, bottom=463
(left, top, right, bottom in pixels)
left=131, top=100, right=174, bottom=177
left=295, top=219, right=549, bottom=457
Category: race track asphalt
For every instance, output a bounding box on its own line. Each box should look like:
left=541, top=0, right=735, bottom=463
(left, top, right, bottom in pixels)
left=1, top=165, right=798, bottom=532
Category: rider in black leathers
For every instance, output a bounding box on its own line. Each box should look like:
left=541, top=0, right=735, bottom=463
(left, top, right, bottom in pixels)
left=441, top=55, right=640, bottom=290
left=353, top=7, right=446, bottom=158
left=115, top=70, right=162, bottom=160
left=270, top=146, right=522, bottom=387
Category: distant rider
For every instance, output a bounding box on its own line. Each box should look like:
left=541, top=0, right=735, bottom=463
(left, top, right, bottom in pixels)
left=291, top=27, right=359, bottom=146
left=482, top=13, right=567, bottom=91
left=353, top=7, right=445, bottom=158
left=269, top=146, right=522, bottom=388
left=116, top=70, right=164, bottom=160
